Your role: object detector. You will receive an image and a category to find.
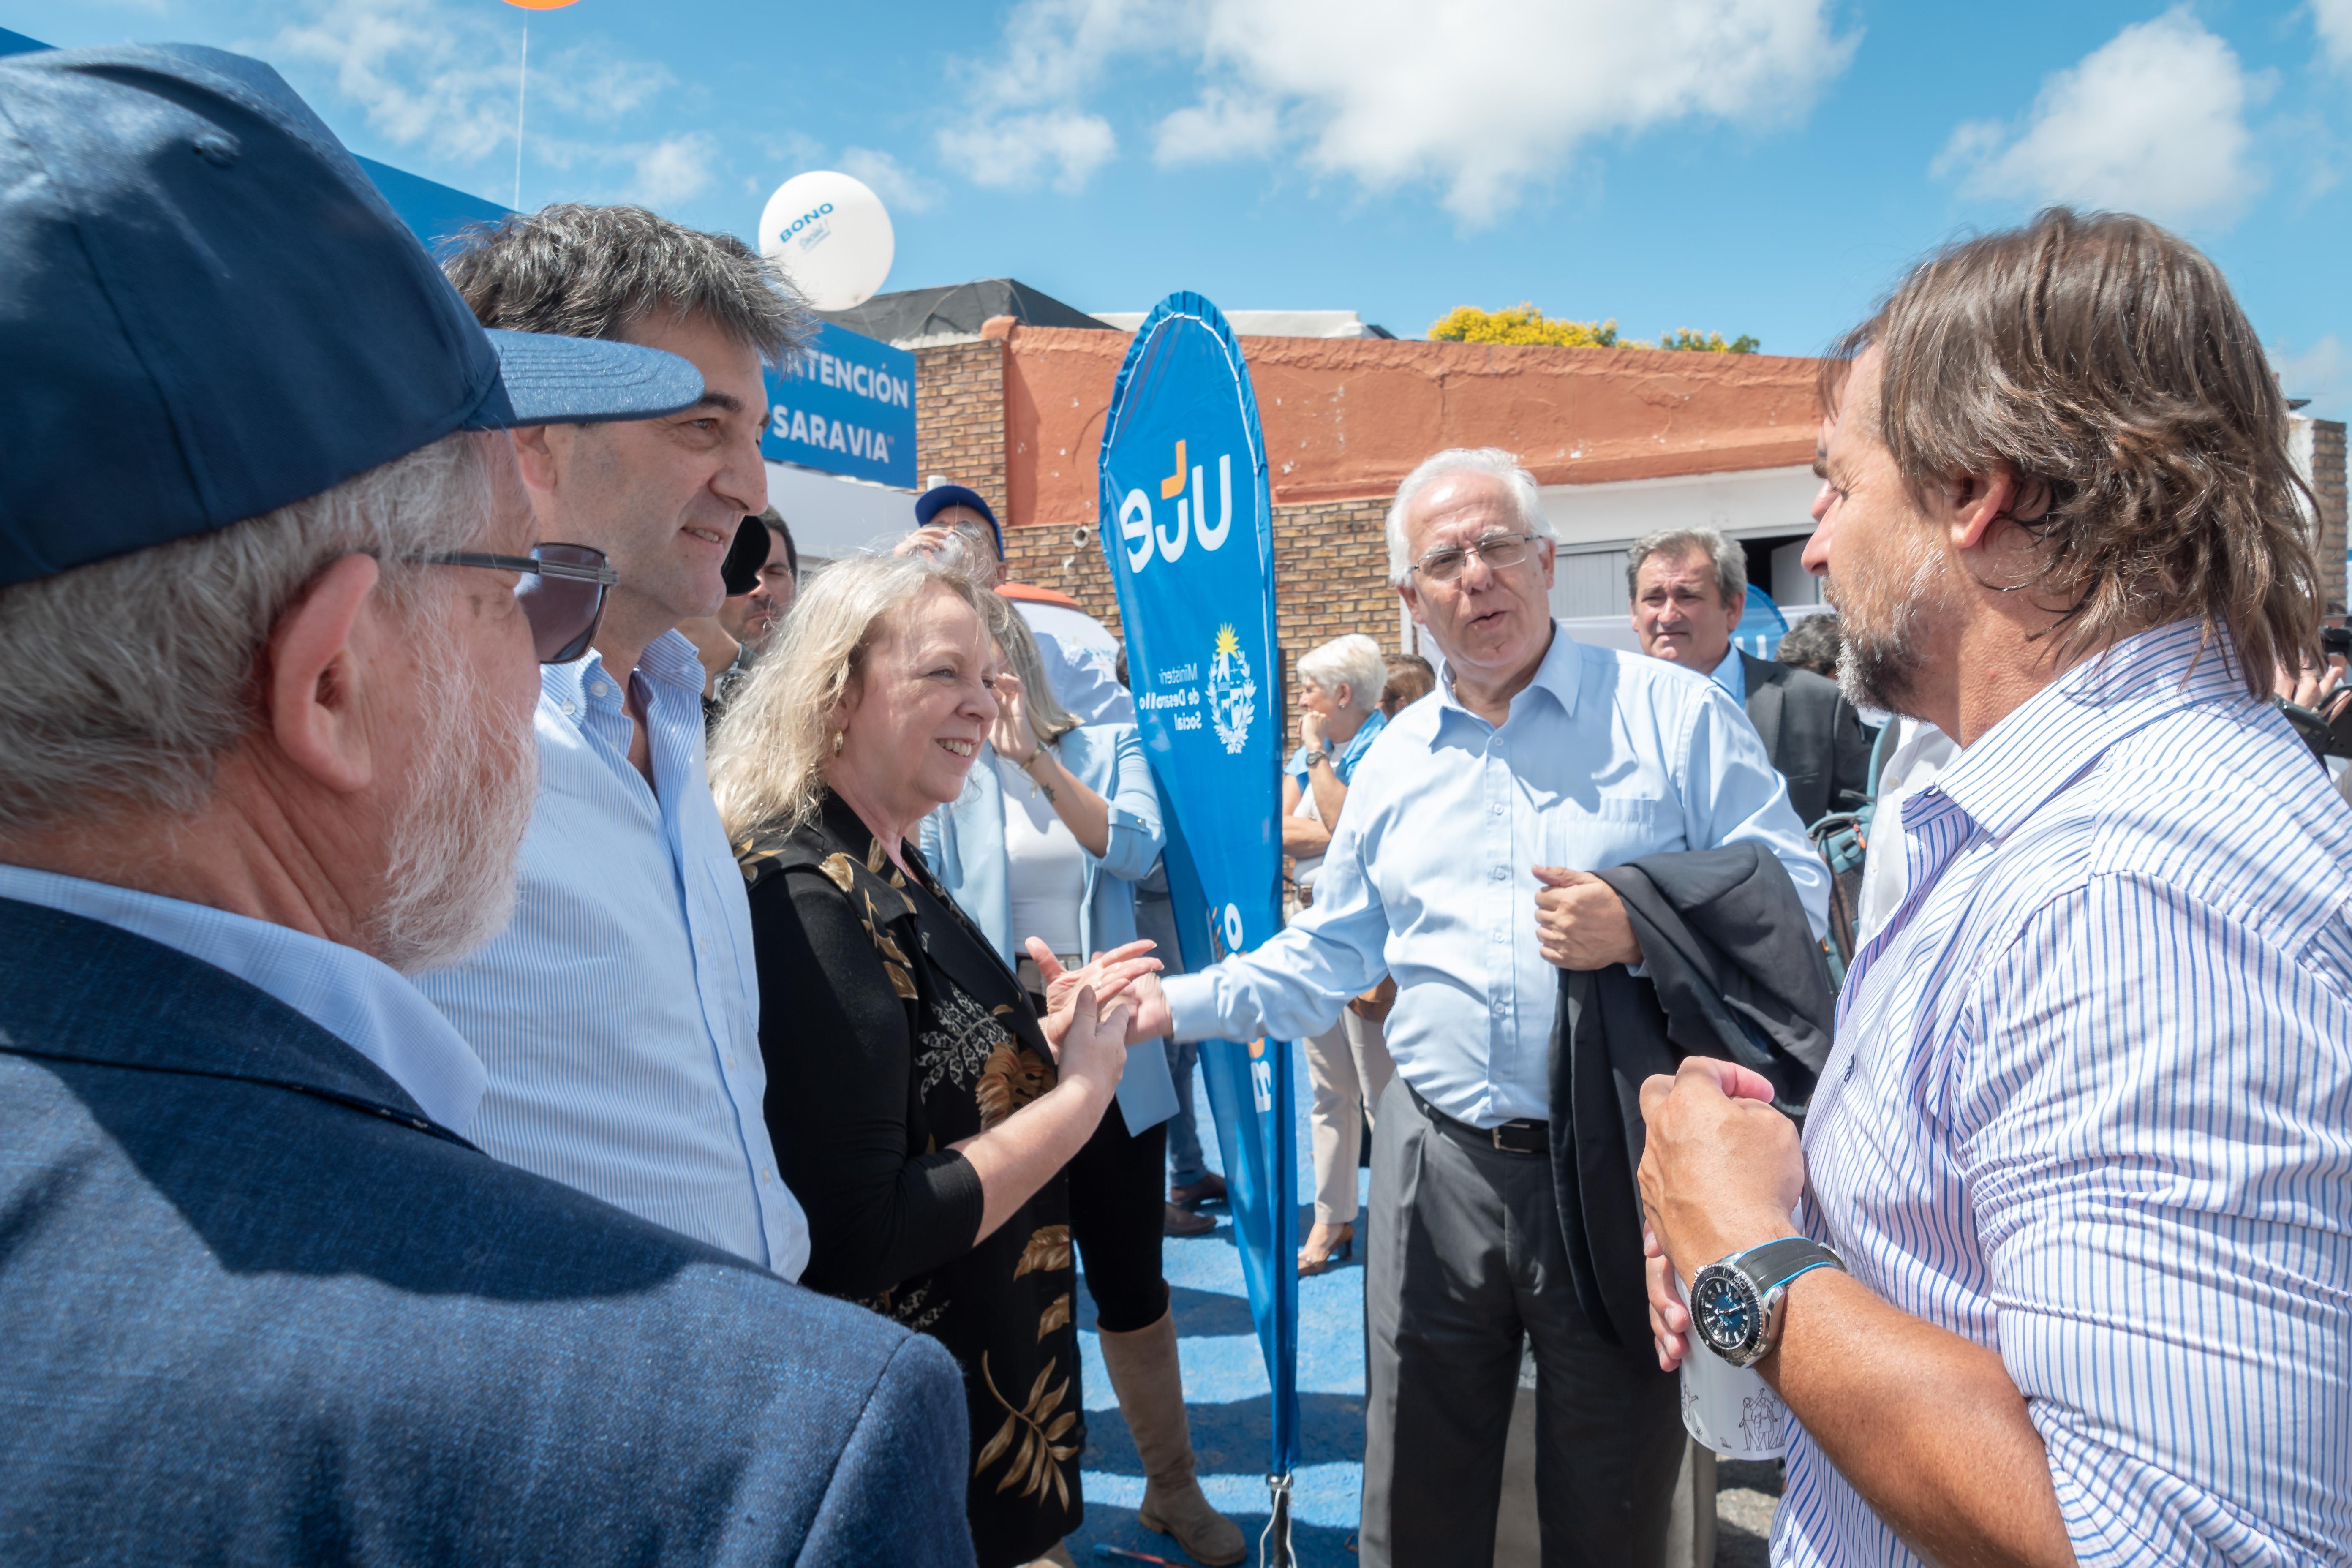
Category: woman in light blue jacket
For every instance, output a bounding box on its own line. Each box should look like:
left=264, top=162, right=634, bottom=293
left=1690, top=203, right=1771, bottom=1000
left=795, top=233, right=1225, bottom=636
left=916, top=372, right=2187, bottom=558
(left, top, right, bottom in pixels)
left=922, top=605, right=1244, bottom=1568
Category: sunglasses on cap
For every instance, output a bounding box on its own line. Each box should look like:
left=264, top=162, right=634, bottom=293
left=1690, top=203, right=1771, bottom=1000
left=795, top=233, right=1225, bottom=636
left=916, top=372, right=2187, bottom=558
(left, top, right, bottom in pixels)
left=425, top=544, right=619, bottom=664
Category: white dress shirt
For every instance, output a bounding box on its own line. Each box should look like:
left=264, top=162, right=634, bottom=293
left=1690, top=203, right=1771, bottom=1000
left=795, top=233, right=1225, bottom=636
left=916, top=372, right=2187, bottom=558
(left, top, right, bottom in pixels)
left=416, top=631, right=809, bottom=1278
left=1162, top=624, right=1828, bottom=1127
left=1779, top=622, right=2352, bottom=1565
left=0, top=863, right=484, bottom=1132
left=1853, top=716, right=1957, bottom=945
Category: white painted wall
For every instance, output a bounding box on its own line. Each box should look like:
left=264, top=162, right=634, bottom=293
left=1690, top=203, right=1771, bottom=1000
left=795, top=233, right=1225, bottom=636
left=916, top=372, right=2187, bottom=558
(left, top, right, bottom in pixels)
left=1536, top=463, right=1821, bottom=622
left=764, top=460, right=916, bottom=564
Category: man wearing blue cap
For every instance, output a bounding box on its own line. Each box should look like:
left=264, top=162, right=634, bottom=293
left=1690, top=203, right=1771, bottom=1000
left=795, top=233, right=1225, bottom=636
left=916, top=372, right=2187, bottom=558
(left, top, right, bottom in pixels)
left=0, top=42, right=970, bottom=1566
left=909, top=482, right=1136, bottom=725
left=416, top=204, right=815, bottom=1282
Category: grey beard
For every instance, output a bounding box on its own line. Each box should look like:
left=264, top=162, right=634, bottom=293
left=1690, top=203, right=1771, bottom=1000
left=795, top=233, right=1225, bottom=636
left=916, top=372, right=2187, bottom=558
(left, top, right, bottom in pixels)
left=371, top=631, right=541, bottom=975
left=1831, top=547, right=1947, bottom=719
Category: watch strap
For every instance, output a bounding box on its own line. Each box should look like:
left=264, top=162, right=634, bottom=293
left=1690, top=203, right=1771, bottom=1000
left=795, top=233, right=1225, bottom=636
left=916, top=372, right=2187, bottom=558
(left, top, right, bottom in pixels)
left=1732, top=1236, right=1844, bottom=1293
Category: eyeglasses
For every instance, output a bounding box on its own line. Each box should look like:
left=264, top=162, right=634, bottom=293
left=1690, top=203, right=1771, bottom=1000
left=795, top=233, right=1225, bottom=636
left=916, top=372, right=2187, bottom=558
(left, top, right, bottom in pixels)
left=1411, top=532, right=1538, bottom=583
left=425, top=543, right=619, bottom=664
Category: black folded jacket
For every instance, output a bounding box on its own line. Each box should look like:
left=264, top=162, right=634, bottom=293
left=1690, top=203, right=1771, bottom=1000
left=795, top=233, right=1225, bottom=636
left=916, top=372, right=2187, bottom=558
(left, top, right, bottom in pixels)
left=1549, top=843, right=1835, bottom=1349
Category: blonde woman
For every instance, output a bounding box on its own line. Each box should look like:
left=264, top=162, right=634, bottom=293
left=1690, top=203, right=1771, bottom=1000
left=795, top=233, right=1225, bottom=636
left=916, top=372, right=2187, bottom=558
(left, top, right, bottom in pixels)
left=923, top=606, right=1244, bottom=1568
left=710, top=554, right=1154, bottom=1568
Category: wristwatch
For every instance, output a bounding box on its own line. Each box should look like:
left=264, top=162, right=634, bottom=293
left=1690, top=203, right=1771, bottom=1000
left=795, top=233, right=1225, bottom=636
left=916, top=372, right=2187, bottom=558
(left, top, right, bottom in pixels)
left=1300, top=748, right=1329, bottom=768
left=1688, top=1236, right=1846, bottom=1368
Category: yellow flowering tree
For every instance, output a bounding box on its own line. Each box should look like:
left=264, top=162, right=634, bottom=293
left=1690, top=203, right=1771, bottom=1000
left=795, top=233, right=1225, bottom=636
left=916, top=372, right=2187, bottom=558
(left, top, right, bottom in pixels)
left=1427, top=304, right=1757, bottom=354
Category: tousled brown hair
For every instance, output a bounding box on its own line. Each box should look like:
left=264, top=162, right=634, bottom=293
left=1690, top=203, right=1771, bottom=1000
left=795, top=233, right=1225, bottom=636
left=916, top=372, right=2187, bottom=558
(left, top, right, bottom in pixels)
left=445, top=204, right=809, bottom=366
left=1821, top=207, right=2320, bottom=697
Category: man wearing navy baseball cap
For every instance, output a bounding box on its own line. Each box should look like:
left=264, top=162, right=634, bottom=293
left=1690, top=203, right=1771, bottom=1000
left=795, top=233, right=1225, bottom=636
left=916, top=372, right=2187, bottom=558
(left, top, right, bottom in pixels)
left=0, top=43, right=971, bottom=1567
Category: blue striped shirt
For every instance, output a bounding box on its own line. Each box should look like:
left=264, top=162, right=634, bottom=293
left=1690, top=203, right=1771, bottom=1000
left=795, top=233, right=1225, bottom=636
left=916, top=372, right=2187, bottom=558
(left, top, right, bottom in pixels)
left=416, top=632, right=808, bottom=1278
left=1779, top=621, right=2352, bottom=1565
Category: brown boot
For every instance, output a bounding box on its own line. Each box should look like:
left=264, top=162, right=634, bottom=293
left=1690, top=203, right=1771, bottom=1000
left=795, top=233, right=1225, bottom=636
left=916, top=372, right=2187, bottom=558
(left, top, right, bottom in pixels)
left=1096, top=1307, right=1247, bottom=1566
left=1164, top=1200, right=1215, bottom=1238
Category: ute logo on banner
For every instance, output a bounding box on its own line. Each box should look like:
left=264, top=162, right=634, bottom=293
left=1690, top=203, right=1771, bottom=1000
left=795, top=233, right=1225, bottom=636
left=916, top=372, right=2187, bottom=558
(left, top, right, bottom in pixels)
left=1097, top=292, right=1300, bottom=1551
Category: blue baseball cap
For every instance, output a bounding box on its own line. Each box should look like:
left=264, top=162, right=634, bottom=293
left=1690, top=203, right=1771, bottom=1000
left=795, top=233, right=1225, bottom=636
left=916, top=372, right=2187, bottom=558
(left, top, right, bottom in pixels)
left=0, top=43, right=707, bottom=589
left=915, top=484, right=1004, bottom=557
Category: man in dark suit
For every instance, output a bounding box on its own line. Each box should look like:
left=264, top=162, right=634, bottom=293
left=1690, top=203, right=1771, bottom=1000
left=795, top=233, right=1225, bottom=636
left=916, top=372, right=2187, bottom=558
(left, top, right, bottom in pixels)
left=1629, top=527, right=1873, bottom=826
left=0, top=44, right=972, bottom=1567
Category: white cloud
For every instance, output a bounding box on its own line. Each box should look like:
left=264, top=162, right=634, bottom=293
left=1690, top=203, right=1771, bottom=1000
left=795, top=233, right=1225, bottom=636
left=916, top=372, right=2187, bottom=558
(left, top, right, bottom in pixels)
left=838, top=147, right=943, bottom=213
left=1179, top=0, right=1855, bottom=222
left=1154, top=87, right=1279, bottom=165
left=1933, top=9, right=2261, bottom=229
left=272, top=0, right=676, bottom=170
left=941, top=0, right=1854, bottom=220
left=939, top=110, right=1119, bottom=192
left=2314, top=0, right=2352, bottom=71
left=632, top=133, right=716, bottom=206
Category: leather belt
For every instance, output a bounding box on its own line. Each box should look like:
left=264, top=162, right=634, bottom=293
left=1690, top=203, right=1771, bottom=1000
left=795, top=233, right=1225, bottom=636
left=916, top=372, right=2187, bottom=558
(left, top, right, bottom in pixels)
left=1410, top=1085, right=1550, bottom=1157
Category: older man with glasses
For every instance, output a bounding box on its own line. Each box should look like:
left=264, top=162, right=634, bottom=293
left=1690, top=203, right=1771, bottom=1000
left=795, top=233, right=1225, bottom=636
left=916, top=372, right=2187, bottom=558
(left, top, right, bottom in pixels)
left=0, top=43, right=969, bottom=1564
left=1103, top=447, right=1825, bottom=1566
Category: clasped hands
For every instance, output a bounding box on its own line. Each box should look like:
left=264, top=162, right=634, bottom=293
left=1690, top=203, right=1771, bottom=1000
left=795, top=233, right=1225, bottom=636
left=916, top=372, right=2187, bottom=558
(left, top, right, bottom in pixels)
left=1638, top=1057, right=1808, bottom=1372
left=1025, top=939, right=1172, bottom=1097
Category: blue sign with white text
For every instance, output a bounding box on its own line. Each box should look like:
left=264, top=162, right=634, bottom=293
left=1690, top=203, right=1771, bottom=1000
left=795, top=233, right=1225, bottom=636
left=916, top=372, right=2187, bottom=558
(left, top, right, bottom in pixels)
left=762, top=321, right=916, bottom=488
left=1097, top=294, right=1300, bottom=1489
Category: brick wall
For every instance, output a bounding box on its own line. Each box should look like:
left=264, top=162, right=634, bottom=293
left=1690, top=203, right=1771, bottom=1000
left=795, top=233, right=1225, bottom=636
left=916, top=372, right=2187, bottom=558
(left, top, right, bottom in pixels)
left=930, top=330, right=1409, bottom=678
left=912, top=339, right=1006, bottom=498
left=2314, top=420, right=2347, bottom=614
left=1002, top=496, right=1410, bottom=667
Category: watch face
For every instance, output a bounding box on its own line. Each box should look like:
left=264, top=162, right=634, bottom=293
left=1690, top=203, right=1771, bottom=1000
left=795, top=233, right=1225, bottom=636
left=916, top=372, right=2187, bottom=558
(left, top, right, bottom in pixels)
left=1692, top=1269, right=1759, bottom=1354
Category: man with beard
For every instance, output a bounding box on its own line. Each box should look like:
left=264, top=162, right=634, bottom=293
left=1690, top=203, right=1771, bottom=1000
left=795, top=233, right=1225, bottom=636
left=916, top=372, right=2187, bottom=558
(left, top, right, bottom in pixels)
left=0, top=44, right=970, bottom=1565
left=417, top=208, right=814, bottom=1279
left=1639, top=209, right=2352, bottom=1566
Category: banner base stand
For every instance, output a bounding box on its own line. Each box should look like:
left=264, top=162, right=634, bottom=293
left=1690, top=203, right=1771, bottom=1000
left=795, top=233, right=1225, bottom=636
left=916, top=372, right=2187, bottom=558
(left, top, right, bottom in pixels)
left=1258, top=1471, right=1295, bottom=1568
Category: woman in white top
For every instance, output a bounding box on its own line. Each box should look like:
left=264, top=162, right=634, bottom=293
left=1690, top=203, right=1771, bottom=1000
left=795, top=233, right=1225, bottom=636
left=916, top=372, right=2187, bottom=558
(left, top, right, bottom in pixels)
left=924, top=604, right=1245, bottom=1568
left=1281, top=634, right=1397, bottom=1276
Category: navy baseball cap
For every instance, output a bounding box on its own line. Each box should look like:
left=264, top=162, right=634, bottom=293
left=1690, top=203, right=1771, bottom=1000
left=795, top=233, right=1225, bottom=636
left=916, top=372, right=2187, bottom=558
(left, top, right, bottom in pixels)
left=915, top=484, right=1004, bottom=557
left=0, top=43, right=707, bottom=589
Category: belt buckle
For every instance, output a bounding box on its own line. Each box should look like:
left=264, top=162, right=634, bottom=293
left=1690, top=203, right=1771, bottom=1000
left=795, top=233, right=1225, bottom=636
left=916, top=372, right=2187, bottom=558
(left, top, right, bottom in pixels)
left=1490, top=1122, right=1538, bottom=1155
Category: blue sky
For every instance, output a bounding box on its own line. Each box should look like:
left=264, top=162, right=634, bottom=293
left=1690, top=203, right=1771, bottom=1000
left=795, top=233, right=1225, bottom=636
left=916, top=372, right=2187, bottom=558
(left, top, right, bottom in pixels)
left=17, top=0, right=2352, bottom=414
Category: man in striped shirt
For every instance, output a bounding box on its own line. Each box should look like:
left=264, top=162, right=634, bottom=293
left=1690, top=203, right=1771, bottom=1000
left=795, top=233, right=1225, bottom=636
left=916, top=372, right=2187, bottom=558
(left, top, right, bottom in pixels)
left=1639, top=208, right=2352, bottom=1565
left=416, top=207, right=811, bottom=1278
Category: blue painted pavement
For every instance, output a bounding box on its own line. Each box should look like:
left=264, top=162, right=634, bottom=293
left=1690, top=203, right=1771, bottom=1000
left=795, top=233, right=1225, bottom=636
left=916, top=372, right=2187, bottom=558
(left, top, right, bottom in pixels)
left=1069, top=1038, right=1365, bottom=1567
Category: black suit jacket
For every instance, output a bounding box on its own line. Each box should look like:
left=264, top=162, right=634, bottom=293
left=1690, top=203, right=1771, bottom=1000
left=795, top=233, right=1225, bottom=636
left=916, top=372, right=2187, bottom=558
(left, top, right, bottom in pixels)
left=0, top=896, right=977, bottom=1568
left=1740, top=651, right=1874, bottom=827
left=1548, top=846, right=1835, bottom=1349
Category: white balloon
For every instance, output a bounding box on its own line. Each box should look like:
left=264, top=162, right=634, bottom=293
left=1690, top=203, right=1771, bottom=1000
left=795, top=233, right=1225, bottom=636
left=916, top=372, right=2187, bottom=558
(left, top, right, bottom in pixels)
left=757, top=171, right=894, bottom=313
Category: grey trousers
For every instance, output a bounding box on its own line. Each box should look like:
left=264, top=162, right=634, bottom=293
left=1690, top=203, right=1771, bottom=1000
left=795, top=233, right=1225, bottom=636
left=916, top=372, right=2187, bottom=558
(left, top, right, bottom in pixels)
left=1361, top=1079, right=1686, bottom=1568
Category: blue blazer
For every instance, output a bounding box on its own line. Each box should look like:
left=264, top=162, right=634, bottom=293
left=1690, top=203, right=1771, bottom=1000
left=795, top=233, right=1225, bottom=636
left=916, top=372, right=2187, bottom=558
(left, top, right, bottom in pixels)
left=921, top=724, right=1178, bottom=1131
left=0, top=896, right=976, bottom=1568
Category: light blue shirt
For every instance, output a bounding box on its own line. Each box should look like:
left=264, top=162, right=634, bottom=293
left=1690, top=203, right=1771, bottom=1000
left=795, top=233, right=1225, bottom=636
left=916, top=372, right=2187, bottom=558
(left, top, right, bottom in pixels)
left=1163, top=624, right=1827, bottom=1127
left=1285, top=707, right=1388, bottom=786
left=0, top=863, right=484, bottom=1132
left=1708, top=642, right=1746, bottom=704
left=1779, top=621, right=2352, bottom=1566
left=920, top=722, right=1180, bottom=1130
left=416, top=631, right=808, bottom=1279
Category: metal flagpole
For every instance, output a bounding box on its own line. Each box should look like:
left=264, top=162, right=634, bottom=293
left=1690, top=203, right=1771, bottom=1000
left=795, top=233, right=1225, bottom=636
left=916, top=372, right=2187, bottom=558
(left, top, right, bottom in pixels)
left=512, top=23, right=528, bottom=210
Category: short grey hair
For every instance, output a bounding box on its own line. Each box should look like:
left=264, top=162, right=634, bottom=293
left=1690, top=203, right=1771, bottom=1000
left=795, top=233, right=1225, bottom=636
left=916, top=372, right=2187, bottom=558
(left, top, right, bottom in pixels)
left=1627, top=526, right=1746, bottom=609
left=445, top=204, right=811, bottom=365
left=0, top=434, right=495, bottom=835
left=711, top=553, right=995, bottom=842
left=1386, top=448, right=1557, bottom=585
left=1296, top=633, right=1387, bottom=708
